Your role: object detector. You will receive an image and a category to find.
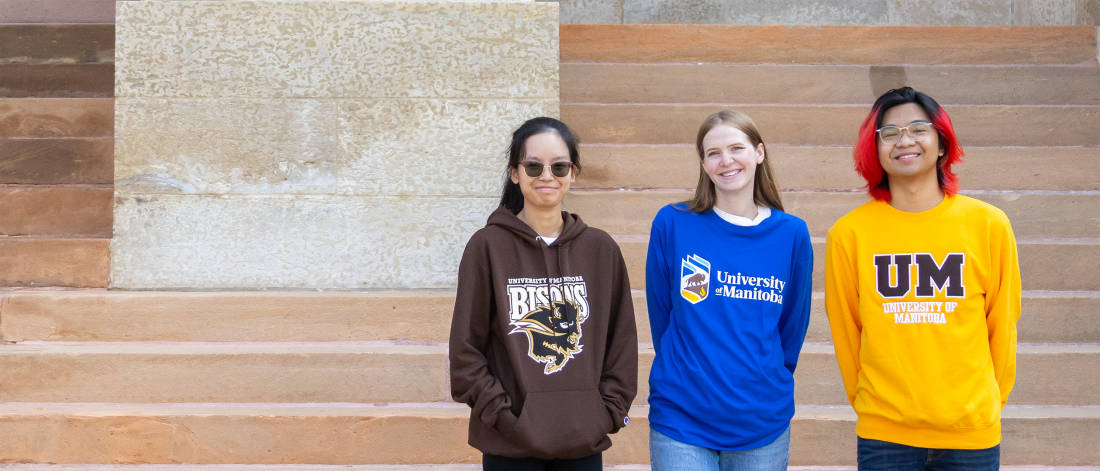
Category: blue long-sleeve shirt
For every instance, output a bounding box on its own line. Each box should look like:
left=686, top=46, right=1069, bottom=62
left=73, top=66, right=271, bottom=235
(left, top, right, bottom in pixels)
left=646, top=203, right=813, bottom=450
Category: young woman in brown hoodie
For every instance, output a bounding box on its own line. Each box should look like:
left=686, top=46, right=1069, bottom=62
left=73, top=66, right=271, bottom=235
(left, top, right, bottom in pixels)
left=449, top=117, right=638, bottom=471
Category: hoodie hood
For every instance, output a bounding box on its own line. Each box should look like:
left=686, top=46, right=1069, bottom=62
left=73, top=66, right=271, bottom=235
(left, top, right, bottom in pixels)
left=486, top=205, right=589, bottom=248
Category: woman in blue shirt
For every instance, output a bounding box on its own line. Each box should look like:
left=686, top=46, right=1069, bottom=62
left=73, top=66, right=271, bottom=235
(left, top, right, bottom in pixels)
left=645, top=110, right=814, bottom=471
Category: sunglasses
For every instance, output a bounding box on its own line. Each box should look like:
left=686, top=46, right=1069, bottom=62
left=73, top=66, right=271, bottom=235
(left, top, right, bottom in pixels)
left=876, top=121, right=935, bottom=145
left=522, top=161, right=574, bottom=178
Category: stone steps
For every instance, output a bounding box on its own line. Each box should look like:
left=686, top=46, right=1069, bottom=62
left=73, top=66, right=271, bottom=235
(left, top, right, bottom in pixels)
left=565, top=190, right=1100, bottom=239
left=0, top=403, right=1097, bottom=466
left=571, top=145, right=1100, bottom=192
left=0, top=341, right=1094, bottom=407
left=562, top=104, right=1100, bottom=146
left=559, top=25, right=1099, bottom=65
left=3, top=291, right=1097, bottom=344
left=562, top=64, right=1100, bottom=106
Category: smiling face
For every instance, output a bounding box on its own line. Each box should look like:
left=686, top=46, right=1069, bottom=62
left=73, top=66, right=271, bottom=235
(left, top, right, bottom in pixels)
left=509, top=131, right=575, bottom=212
left=701, top=124, right=765, bottom=200
left=877, top=103, right=943, bottom=183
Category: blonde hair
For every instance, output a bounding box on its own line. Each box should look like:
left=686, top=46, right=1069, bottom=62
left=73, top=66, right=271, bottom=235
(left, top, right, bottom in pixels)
left=687, top=110, right=784, bottom=213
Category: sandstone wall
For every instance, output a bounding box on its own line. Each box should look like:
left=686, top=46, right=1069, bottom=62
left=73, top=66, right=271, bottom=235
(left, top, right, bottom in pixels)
left=545, top=0, right=1100, bottom=25
left=112, top=0, right=559, bottom=289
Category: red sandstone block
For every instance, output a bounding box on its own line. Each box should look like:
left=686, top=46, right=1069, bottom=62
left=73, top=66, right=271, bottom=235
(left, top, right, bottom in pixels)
left=0, top=187, right=112, bottom=236
left=0, top=138, right=113, bottom=184
left=0, top=64, right=114, bottom=98
left=561, top=25, right=1099, bottom=65
left=0, top=25, right=114, bottom=64
left=0, top=238, right=109, bottom=288
left=0, top=98, right=113, bottom=138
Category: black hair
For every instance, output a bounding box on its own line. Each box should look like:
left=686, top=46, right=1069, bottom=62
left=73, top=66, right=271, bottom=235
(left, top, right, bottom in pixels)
left=500, top=117, right=581, bottom=214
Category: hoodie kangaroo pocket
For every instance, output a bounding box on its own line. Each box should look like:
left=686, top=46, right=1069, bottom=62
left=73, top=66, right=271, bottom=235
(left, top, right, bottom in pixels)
left=512, top=388, right=614, bottom=458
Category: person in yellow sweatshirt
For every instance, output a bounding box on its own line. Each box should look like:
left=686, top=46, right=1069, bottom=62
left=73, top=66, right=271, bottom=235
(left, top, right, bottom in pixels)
left=825, top=87, right=1021, bottom=470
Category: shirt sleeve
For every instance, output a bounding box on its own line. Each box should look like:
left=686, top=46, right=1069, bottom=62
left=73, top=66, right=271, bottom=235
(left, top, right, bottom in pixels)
left=824, top=227, right=863, bottom=407
left=645, top=209, right=674, bottom=353
left=448, top=235, right=519, bottom=437
left=985, top=217, right=1022, bottom=408
left=777, top=228, right=813, bottom=374
left=600, top=243, right=639, bottom=433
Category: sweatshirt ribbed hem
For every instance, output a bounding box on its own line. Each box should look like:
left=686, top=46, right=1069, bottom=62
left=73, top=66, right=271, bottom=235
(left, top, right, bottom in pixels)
left=856, top=414, right=1001, bottom=449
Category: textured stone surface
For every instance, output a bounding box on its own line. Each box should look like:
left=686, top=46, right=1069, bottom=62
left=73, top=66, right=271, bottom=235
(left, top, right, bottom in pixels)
left=116, top=1, right=558, bottom=99
left=887, top=0, right=1013, bottom=25
left=621, top=0, right=888, bottom=25
left=0, top=0, right=117, bottom=24
left=110, top=195, right=496, bottom=289
left=0, top=187, right=113, bottom=237
left=0, top=291, right=458, bottom=342
left=338, top=99, right=556, bottom=196
left=0, top=64, right=114, bottom=98
left=0, top=138, right=113, bottom=184
left=0, top=404, right=1098, bottom=465
left=548, top=0, right=623, bottom=24
left=0, top=26, right=115, bottom=65
left=0, top=99, right=113, bottom=138
left=1015, top=0, right=1079, bottom=25
left=561, top=63, right=1100, bottom=105
left=573, top=145, right=1100, bottom=191
left=0, top=239, right=109, bottom=288
left=115, top=98, right=338, bottom=195
left=560, top=25, right=1099, bottom=65
left=0, top=343, right=449, bottom=403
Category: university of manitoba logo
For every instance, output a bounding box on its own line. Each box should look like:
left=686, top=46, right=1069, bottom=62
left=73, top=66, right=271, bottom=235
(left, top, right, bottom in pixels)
left=680, top=254, right=710, bottom=304
left=506, top=277, right=591, bottom=375
left=873, top=253, right=966, bottom=325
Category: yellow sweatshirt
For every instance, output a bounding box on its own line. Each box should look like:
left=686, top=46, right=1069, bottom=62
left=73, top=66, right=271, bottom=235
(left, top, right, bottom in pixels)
left=825, top=194, right=1021, bottom=449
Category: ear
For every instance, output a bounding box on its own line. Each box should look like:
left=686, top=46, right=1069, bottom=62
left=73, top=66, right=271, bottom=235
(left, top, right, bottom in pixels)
left=756, top=143, right=766, bottom=164
left=938, top=142, right=946, bottom=157
left=509, top=167, right=520, bottom=184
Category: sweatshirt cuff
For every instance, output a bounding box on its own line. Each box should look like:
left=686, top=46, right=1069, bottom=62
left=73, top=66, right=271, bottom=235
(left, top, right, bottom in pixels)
left=494, top=409, right=519, bottom=438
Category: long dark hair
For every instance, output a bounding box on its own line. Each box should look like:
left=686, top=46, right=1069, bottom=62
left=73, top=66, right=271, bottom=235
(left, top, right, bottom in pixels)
left=687, top=110, right=783, bottom=213
left=854, top=87, right=964, bottom=202
left=500, top=117, right=581, bottom=214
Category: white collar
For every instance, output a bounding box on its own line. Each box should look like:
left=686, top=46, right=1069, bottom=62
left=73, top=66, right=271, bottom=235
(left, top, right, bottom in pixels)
left=713, top=205, right=771, bottom=227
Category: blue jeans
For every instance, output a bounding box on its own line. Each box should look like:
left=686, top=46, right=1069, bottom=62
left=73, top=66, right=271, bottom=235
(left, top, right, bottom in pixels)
left=857, top=437, right=1000, bottom=471
left=650, top=426, right=790, bottom=471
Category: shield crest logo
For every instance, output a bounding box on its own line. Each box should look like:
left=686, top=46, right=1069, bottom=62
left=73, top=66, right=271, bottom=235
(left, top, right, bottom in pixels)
left=680, top=254, right=710, bottom=304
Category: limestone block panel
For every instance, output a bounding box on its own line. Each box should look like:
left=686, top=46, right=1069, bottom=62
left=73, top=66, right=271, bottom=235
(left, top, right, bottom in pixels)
left=887, top=0, right=1013, bottom=25
left=338, top=99, right=558, bottom=196
left=620, top=0, right=888, bottom=25
left=110, top=195, right=497, bottom=289
left=115, top=1, right=559, bottom=99
left=115, top=98, right=338, bottom=195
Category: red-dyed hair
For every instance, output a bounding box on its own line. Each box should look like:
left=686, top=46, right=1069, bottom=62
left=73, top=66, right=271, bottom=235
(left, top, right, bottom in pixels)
left=853, top=87, right=964, bottom=202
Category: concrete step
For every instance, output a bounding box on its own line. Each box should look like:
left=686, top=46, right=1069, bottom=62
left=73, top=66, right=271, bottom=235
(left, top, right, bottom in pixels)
left=3, top=291, right=1095, bottom=344
left=560, top=25, right=1099, bottom=66
left=0, top=342, right=449, bottom=404
left=565, top=190, right=1100, bottom=239
left=561, top=104, right=1100, bottom=147
left=616, top=238, right=1100, bottom=292
left=0, top=187, right=113, bottom=237
left=0, top=64, right=115, bottom=98
left=0, top=342, right=1095, bottom=407
left=571, top=145, right=1100, bottom=192
left=0, top=25, right=115, bottom=65
left=0, top=403, right=1097, bottom=465
left=0, top=239, right=109, bottom=288
left=562, top=64, right=1100, bottom=106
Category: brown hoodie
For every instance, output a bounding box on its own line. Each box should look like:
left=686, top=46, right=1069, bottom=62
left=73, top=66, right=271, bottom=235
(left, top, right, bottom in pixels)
left=449, top=205, right=638, bottom=460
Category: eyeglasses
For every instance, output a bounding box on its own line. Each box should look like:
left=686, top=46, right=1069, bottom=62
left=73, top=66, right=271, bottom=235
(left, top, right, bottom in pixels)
left=876, top=121, right=935, bottom=145
left=522, top=162, right=573, bottom=178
